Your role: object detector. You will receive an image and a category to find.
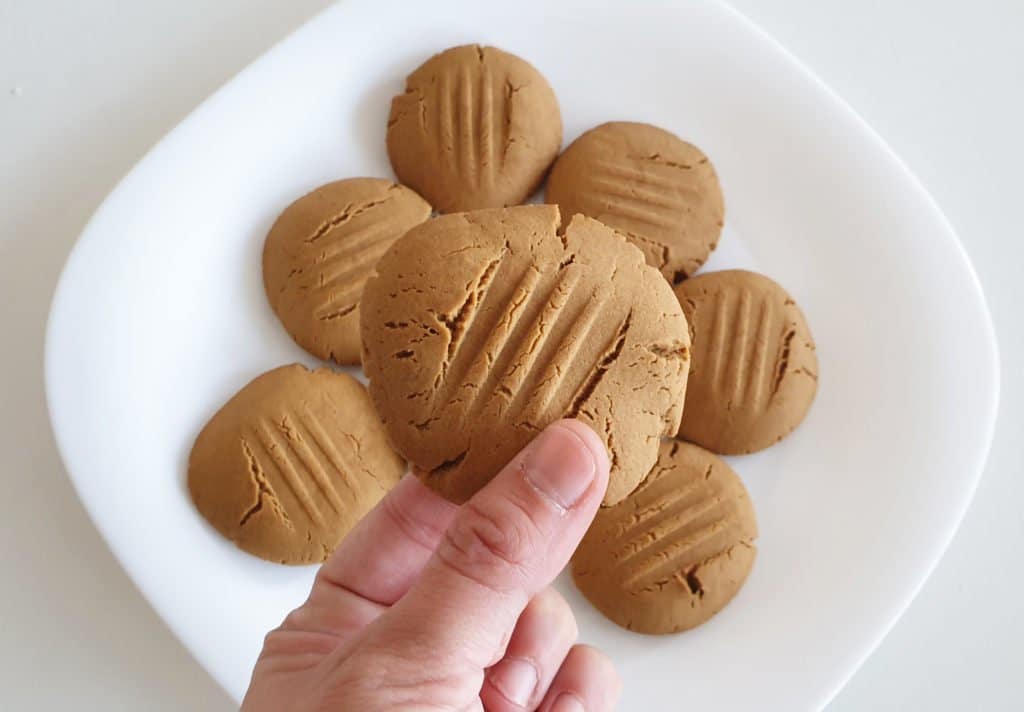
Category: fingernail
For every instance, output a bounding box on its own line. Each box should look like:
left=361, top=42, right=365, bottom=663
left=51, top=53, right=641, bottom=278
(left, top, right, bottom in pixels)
left=523, top=423, right=598, bottom=510
left=488, top=657, right=538, bottom=707
left=551, top=692, right=585, bottom=712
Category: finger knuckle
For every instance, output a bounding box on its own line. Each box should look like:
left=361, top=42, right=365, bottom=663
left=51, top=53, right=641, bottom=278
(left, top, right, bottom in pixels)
left=439, top=498, right=541, bottom=592
left=382, top=492, right=444, bottom=552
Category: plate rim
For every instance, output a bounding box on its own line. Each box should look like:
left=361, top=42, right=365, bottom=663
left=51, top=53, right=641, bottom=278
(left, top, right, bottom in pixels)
left=711, top=1, right=1001, bottom=706
left=43, top=0, right=1001, bottom=708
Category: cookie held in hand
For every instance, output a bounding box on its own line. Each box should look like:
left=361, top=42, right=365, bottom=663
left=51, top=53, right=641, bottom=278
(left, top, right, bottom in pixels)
left=360, top=204, right=690, bottom=505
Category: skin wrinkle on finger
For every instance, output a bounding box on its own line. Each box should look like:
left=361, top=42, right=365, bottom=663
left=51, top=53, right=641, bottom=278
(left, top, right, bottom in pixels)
left=440, top=494, right=545, bottom=591
left=298, top=576, right=388, bottom=636
left=431, top=481, right=597, bottom=601
left=317, top=653, right=483, bottom=712
left=380, top=484, right=453, bottom=553
left=484, top=627, right=515, bottom=670
left=262, top=586, right=387, bottom=669
left=486, top=656, right=540, bottom=709
left=433, top=424, right=603, bottom=600
left=258, top=629, right=342, bottom=662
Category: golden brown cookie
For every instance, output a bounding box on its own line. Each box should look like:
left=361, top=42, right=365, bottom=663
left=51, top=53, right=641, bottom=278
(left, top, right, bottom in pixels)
left=572, top=440, right=757, bottom=634
left=546, top=122, right=724, bottom=283
left=360, top=205, right=690, bottom=506
left=386, top=44, right=562, bottom=213
left=263, top=178, right=431, bottom=365
left=188, top=364, right=404, bottom=564
left=674, top=270, right=818, bottom=454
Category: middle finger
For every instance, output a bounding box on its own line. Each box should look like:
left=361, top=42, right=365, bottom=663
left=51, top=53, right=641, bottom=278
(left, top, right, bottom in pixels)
left=481, top=587, right=579, bottom=712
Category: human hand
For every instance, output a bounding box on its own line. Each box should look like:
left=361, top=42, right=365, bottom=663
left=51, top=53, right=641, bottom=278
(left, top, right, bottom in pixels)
left=241, top=419, right=621, bottom=712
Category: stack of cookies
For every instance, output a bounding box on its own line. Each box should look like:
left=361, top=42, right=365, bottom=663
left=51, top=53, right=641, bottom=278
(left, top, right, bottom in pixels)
left=188, top=44, right=818, bottom=636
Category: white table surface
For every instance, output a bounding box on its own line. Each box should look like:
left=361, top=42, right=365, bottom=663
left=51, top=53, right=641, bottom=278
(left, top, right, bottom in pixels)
left=1, top=1, right=1020, bottom=709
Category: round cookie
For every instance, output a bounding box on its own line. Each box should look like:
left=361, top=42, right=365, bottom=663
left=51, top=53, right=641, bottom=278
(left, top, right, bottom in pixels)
left=188, top=364, right=405, bottom=564
left=572, top=440, right=758, bottom=634
left=546, top=121, right=724, bottom=283
left=263, top=178, right=431, bottom=365
left=386, top=44, right=563, bottom=213
left=360, top=204, right=690, bottom=506
left=674, top=270, right=818, bottom=454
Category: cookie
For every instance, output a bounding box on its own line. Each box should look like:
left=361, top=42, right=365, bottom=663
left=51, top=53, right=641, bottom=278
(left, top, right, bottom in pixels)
left=188, top=364, right=404, bottom=564
left=386, top=44, right=563, bottom=213
left=546, top=121, right=724, bottom=283
left=360, top=204, right=690, bottom=506
left=674, top=270, right=818, bottom=454
left=263, top=178, right=431, bottom=365
left=572, top=440, right=757, bottom=634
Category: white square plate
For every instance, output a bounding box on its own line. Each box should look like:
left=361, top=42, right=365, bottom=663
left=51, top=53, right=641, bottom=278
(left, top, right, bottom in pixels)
left=45, top=0, right=999, bottom=709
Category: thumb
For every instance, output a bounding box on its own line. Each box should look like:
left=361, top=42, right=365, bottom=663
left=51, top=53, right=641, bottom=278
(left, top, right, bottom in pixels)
left=360, top=419, right=609, bottom=670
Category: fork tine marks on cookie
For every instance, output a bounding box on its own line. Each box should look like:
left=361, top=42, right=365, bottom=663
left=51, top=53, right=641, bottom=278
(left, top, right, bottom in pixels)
left=285, top=410, right=350, bottom=514
left=435, top=69, right=453, bottom=176
left=431, top=255, right=508, bottom=392
left=745, top=297, right=773, bottom=411
left=488, top=268, right=590, bottom=421
left=608, top=478, right=702, bottom=547
left=593, top=197, right=678, bottom=232
left=479, top=65, right=494, bottom=189
left=611, top=495, right=726, bottom=571
left=251, top=420, right=323, bottom=528
left=729, top=289, right=753, bottom=407
left=561, top=310, right=632, bottom=424
left=585, top=175, right=682, bottom=211
left=314, top=277, right=369, bottom=322
left=316, top=216, right=404, bottom=265
left=500, top=76, right=517, bottom=171
left=523, top=291, right=614, bottom=422
left=706, top=288, right=729, bottom=395
left=318, top=241, right=394, bottom=293
left=458, top=60, right=476, bottom=189
left=299, top=404, right=349, bottom=480
left=456, top=265, right=563, bottom=427
left=624, top=520, right=737, bottom=591
left=592, top=160, right=679, bottom=192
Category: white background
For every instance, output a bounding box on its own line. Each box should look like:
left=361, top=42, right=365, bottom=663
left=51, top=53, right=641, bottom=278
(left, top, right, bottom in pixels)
left=1, top=1, right=1020, bottom=709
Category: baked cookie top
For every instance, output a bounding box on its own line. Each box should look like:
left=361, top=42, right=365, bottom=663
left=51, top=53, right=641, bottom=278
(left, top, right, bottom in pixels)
left=188, top=364, right=404, bottom=564
left=572, top=440, right=757, bottom=634
left=546, top=121, right=724, bottom=283
left=674, top=269, right=818, bottom=454
left=263, top=178, right=431, bottom=365
left=387, top=44, right=562, bottom=213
